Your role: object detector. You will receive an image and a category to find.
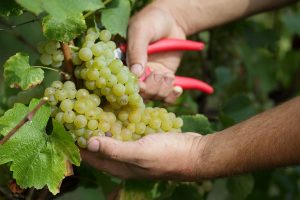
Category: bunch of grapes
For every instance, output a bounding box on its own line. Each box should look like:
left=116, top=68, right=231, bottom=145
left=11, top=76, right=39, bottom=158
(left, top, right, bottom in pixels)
left=44, top=28, right=183, bottom=148
left=38, top=40, right=64, bottom=68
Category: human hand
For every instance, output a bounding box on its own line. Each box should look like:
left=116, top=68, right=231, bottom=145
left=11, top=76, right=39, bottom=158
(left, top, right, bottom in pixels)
left=127, top=1, right=187, bottom=103
left=81, top=132, right=209, bottom=180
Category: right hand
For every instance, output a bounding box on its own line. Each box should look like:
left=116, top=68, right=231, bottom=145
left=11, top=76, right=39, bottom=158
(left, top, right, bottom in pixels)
left=127, top=1, right=187, bottom=103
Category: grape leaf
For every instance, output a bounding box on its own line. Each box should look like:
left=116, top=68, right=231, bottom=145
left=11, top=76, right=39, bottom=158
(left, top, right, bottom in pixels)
left=0, top=0, right=23, bottom=16
left=181, top=114, right=213, bottom=135
left=16, top=0, right=104, bottom=42
left=0, top=99, right=81, bottom=195
left=101, top=0, right=131, bottom=37
left=3, top=53, right=44, bottom=90
left=226, top=175, right=254, bottom=200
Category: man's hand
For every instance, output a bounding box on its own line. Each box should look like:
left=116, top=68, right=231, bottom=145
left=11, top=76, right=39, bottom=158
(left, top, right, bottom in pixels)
left=127, top=3, right=186, bottom=103
left=81, top=133, right=208, bottom=180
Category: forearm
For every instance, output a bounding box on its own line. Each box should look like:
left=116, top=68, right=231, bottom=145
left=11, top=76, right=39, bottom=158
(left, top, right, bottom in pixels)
left=199, top=96, right=300, bottom=179
left=152, top=0, right=298, bottom=35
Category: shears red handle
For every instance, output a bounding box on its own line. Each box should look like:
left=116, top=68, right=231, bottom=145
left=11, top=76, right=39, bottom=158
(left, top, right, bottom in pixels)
left=120, top=38, right=214, bottom=94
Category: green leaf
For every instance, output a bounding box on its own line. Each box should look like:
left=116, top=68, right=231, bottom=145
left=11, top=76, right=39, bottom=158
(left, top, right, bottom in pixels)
left=226, top=175, right=254, bottom=200
left=3, top=53, right=44, bottom=90
left=101, top=0, right=131, bottom=37
left=120, top=180, right=156, bottom=200
left=0, top=99, right=80, bottom=195
left=181, top=114, right=213, bottom=134
left=0, top=0, right=23, bottom=16
left=16, top=0, right=104, bottom=42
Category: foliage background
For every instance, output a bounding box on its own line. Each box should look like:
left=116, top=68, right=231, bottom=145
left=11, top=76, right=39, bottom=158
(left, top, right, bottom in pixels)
left=0, top=0, right=300, bottom=199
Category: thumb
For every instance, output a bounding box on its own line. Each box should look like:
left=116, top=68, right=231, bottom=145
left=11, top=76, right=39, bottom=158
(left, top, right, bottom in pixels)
left=87, top=136, right=142, bottom=163
left=126, top=20, right=152, bottom=77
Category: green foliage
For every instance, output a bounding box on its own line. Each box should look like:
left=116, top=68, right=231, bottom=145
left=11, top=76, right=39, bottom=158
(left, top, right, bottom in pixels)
left=101, top=0, right=131, bottom=37
left=0, top=0, right=23, bottom=16
left=16, top=0, right=104, bottom=42
left=181, top=114, right=213, bottom=134
left=3, top=53, right=44, bottom=90
left=0, top=99, right=80, bottom=195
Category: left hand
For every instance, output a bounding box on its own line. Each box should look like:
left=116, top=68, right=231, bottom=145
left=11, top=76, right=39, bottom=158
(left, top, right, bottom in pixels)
left=81, top=132, right=208, bottom=180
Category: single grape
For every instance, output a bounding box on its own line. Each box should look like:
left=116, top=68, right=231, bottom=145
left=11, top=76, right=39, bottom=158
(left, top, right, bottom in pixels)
left=80, top=68, right=88, bottom=79
left=128, top=110, right=141, bottom=123
left=135, top=122, right=146, bottom=135
left=112, top=83, right=125, bottom=96
left=74, top=115, right=88, bottom=128
left=84, top=80, right=96, bottom=90
left=44, top=87, right=56, bottom=97
left=40, top=54, right=53, bottom=65
left=45, top=41, right=58, bottom=54
left=87, top=69, right=100, bottom=81
left=91, top=43, right=105, bottom=57
left=74, top=100, right=88, bottom=114
left=121, top=128, right=132, bottom=141
left=63, top=81, right=76, bottom=90
left=117, top=95, right=129, bottom=106
left=106, top=41, right=116, bottom=50
left=173, top=117, right=183, bottom=129
left=89, top=94, right=101, bottom=106
left=51, top=81, right=63, bottom=89
left=72, top=53, right=82, bottom=65
left=55, top=112, right=64, bottom=124
left=74, top=128, right=86, bottom=137
left=54, top=89, right=68, bottom=101
left=108, top=59, right=123, bottom=74
left=98, top=121, right=110, bottom=132
left=117, top=70, right=129, bottom=84
left=99, top=67, right=111, bottom=79
left=118, top=110, right=129, bottom=121
left=96, top=77, right=106, bottom=88
left=79, top=47, right=93, bottom=61
left=77, top=137, right=87, bottom=148
left=99, top=30, right=111, bottom=42
left=60, top=99, right=74, bottom=111
left=149, top=118, right=161, bottom=130
left=88, top=119, right=98, bottom=130
left=76, top=89, right=89, bottom=99
left=85, top=60, right=94, bottom=68
left=52, top=51, right=64, bottom=62
left=106, top=75, right=118, bottom=87
left=63, top=110, right=76, bottom=123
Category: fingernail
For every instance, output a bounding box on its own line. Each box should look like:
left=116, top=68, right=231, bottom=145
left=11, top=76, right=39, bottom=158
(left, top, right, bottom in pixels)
left=173, top=86, right=183, bottom=95
left=131, top=64, right=143, bottom=77
left=87, top=139, right=100, bottom=152
left=154, top=74, right=162, bottom=82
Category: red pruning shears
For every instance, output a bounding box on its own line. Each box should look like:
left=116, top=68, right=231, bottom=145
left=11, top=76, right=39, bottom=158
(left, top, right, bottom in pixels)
left=114, top=38, right=214, bottom=94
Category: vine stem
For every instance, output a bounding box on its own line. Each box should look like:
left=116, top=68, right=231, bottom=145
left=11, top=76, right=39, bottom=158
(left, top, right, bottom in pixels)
left=0, top=97, right=48, bottom=146
left=33, top=66, right=70, bottom=80
left=61, top=42, right=75, bottom=82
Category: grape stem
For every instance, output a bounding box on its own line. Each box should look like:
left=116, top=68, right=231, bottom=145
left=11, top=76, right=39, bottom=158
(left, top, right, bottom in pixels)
left=61, top=42, right=75, bottom=82
left=0, top=98, right=48, bottom=146
left=33, top=66, right=70, bottom=80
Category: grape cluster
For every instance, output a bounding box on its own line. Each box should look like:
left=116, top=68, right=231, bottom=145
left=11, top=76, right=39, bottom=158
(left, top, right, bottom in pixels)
left=44, top=28, right=183, bottom=148
left=38, top=40, right=64, bottom=68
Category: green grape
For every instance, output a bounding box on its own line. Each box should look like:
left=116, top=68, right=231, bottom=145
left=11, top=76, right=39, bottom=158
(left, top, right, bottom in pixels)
left=74, top=115, right=88, bottom=128
left=149, top=118, right=161, bottom=130
left=135, top=122, right=146, bottom=135
left=72, top=53, right=82, bottom=65
left=76, top=89, right=89, bottom=99
left=89, top=94, right=101, bottom=106
left=121, top=128, right=132, bottom=141
left=117, top=95, right=129, bottom=106
left=99, top=30, right=111, bottom=42
left=66, top=89, right=77, bottom=99
left=112, top=83, right=125, bottom=96
left=128, top=94, right=142, bottom=106
left=82, top=41, right=94, bottom=48
left=51, top=61, right=62, bottom=68
left=96, top=77, right=106, bottom=88
left=74, top=66, right=83, bottom=78
left=52, top=50, right=64, bottom=62
left=127, top=123, right=135, bottom=132
left=45, top=41, right=58, bottom=54
left=77, top=137, right=87, bottom=148
left=74, top=128, right=85, bottom=137
left=99, top=67, right=111, bottom=79
left=48, top=95, right=58, bottom=106
left=106, top=112, right=117, bottom=124
left=106, top=94, right=117, bottom=103
left=85, top=60, right=94, bottom=68
left=91, top=43, right=105, bottom=57
left=55, top=112, right=64, bottom=124
left=60, top=99, right=74, bottom=111
left=54, top=89, right=68, bottom=101
left=160, top=112, right=170, bottom=121
left=106, top=41, right=116, bottom=50
left=88, top=119, right=98, bottom=130
left=125, top=83, right=136, bottom=95
left=65, top=123, right=75, bottom=130
left=98, top=121, right=110, bottom=132
left=63, top=110, right=76, bottom=123
left=86, top=69, right=99, bottom=81
left=103, top=49, right=114, bottom=59
left=168, top=113, right=176, bottom=121
left=80, top=68, right=88, bottom=79
left=63, top=81, right=76, bottom=90
left=145, top=126, right=155, bottom=135
left=101, top=87, right=111, bottom=96
left=106, top=75, right=118, bottom=87
left=50, top=106, right=59, bottom=117
left=128, top=110, right=141, bottom=123
left=92, top=130, right=105, bottom=137
left=108, top=59, right=123, bottom=74
left=161, top=120, right=172, bottom=131
left=44, top=87, right=56, bottom=97
left=132, top=133, right=142, bottom=140
left=87, top=27, right=98, bottom=35
left=118, top=110, right=129, bottom=121
left=173, top=117, right=183, bottom=129
left=110, top=122, right=122, bottom=135
left=74, top=100, right=88, bottom=114
left=86, top=33, right=98, bottom=42
left=84, top=80, right=96, bottom=90
left=141, top=111, right=151, bottom=124
left=85, top=108, right=101, bottom=120
left=93, top=57, right=107, bottom=69
left=79, top=47, right=93, bottom=61
left=83, top=130, right=93, bottom=139
left=51, top=81, right=64, bottom=89
left=40, top=54, right=53, bottom=65
left=116, top=70, right=129, bottom=84
left=37, top=41, right=46, bottom=54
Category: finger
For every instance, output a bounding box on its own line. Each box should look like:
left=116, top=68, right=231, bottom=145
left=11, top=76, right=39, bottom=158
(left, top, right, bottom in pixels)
left=156, top=73, right=175, bottom=99
left=127, top=18, right=153, bottom=77
left=87, top=136, right=145, bottom=164
left=164, top=86, right=183, bottom=104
